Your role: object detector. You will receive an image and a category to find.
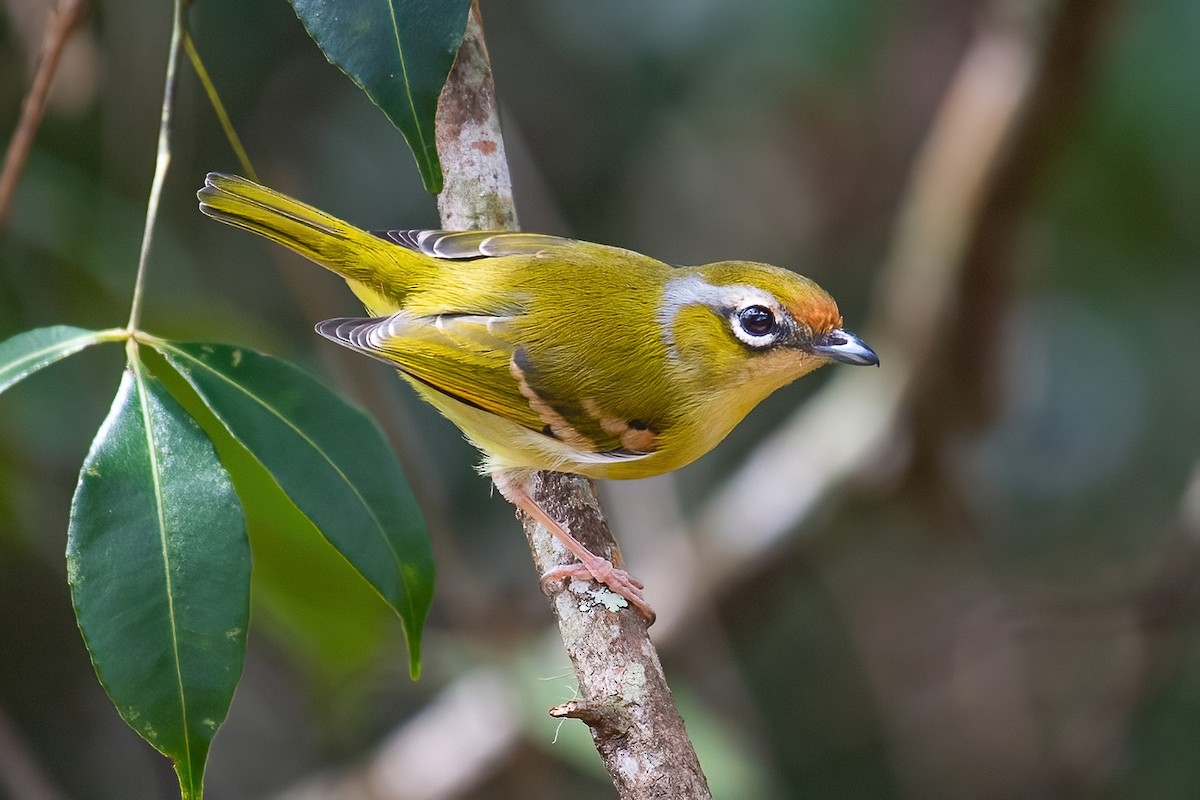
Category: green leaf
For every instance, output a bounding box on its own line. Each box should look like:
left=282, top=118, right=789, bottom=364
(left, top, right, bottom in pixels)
left=145, top=346, right=395, bottom=687
left=154, top=339, right=434, bottom=677
left=67, top=360, right=250, bottom=800
left=289, top=0, right=474, bottom=194
left=0, top=325, right=122, bottom=394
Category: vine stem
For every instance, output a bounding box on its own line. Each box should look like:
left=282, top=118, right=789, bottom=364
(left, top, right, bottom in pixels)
left=126, top=0, right=185, bottom=334
left=183, top=32, right=258, bottom=183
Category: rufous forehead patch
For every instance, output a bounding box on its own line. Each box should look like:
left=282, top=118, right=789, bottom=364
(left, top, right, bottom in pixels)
left=789, top=295, right=842, bottom=335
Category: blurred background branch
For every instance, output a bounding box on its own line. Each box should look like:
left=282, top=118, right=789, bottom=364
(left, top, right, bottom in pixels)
left=0, top=0, right=89, bottom=228
left=0, top=707, right=64, bottom=800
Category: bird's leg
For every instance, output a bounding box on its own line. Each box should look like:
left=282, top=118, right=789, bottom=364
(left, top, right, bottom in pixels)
left=493, top=471, right=655, bottom=623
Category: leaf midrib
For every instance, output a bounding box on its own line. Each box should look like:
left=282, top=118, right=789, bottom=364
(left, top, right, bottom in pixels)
left=129, top=359, right=195, bottom=789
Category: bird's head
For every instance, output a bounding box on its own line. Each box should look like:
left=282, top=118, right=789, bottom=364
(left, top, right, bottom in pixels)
left=660, top=261, right=878, bottom=402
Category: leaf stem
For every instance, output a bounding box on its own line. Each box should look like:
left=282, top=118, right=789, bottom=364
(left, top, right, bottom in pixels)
left=126, top=0, right=185, bottom=334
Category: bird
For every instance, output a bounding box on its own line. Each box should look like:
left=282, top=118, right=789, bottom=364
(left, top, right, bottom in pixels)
left=197, top=172, right=878, bottom=622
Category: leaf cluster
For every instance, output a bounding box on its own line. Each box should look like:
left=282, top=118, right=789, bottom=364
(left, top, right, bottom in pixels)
left=0, top=0, right=471, bottom=796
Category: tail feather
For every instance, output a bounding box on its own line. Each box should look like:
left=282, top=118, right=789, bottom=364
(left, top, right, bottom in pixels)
left=197, top=173, right=414, bottom=298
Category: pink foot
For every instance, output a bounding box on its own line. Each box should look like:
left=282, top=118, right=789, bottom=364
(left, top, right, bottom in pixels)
left=541, top=560, right=656, bottom=624
left=491, top=470, right=656, bottom=624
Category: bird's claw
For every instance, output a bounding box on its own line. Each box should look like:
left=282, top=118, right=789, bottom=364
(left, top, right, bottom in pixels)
left=541, top=561, right=656, bottom=624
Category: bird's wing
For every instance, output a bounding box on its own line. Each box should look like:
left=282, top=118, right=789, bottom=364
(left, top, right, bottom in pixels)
left=372, top=230, right=577, bottom=260
left=316, top=313, right=660, bottom=458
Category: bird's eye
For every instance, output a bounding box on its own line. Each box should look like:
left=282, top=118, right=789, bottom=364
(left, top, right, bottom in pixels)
left=736, top=305, right=777, bottom=337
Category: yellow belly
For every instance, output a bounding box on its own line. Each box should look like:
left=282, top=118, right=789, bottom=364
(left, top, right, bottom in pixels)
left=407, top=375, right=753, bottom=481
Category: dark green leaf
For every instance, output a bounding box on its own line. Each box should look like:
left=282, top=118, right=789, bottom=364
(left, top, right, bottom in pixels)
left=0, top=325, right=121, bottom=394
left=67, top=361, right=250, bottom=800
left=155, top=340, right=433, bottom=677
left=289, top=0, right=474, bottom=194
left=145, top=345, right=395, bottom=687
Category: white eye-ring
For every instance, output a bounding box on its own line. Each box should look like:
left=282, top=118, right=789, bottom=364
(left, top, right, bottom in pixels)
left=732, top=304, right=780, bottom=347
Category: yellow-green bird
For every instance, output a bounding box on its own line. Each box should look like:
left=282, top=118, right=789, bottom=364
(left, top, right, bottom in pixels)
left=197, top=173, right=878, bottom=621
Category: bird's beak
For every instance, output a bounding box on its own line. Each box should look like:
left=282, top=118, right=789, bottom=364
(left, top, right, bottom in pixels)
left=811, top=328, right=879, bottom=366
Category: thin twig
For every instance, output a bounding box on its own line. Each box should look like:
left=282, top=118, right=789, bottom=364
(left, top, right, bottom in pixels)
left=125, top=0, right=186, bottom=333
left=183, top=32, right=259, bottom=183
left=432, top=3, right=710, bottom=798
left=0, top=0, right=90, bottom=230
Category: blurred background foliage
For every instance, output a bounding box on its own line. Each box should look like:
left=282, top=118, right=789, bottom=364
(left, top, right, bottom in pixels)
left=2, top=0, right=1199, bottom=798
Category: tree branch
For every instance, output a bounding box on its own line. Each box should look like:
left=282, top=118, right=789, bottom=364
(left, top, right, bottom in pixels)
left=431, top=4, right=710, bottom=797
left=0, top=0, right=90, bottom=230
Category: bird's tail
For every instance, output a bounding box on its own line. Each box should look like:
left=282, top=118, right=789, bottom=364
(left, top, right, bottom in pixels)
left=197, top=173, right=415, bottom=301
